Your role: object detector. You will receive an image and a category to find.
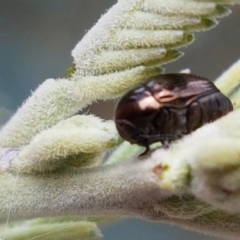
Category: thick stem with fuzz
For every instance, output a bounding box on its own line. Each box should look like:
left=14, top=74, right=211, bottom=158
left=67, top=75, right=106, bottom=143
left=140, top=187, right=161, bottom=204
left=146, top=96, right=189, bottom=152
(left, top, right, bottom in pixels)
left=1, top=152, right=240, bottom=240
left=0, top=157, right=166, bottom=223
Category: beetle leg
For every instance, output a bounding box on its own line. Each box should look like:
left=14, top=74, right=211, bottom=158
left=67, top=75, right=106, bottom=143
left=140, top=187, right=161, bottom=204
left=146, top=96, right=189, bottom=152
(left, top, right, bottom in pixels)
left=162, top=140, right=170, bottom=149
left=139, top=145, right=150, bottom=156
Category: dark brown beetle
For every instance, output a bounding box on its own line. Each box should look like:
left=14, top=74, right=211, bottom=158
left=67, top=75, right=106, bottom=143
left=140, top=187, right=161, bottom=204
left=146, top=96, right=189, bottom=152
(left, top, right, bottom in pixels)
left=114, top=73, right=233, bottom=154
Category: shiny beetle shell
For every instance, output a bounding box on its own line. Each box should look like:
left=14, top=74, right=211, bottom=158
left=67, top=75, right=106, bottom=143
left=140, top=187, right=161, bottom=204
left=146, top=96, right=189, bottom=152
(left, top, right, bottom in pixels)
left=114, top=73, right=233, bottom=153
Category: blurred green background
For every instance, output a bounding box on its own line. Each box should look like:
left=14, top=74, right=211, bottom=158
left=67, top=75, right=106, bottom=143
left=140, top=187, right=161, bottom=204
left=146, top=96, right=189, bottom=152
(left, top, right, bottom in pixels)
left=0, top=1, right=240, bottom=239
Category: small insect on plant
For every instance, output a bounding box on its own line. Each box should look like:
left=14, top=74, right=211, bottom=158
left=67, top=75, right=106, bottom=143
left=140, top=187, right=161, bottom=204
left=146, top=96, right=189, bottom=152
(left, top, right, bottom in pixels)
left=114, top=73, right=233, bottom=155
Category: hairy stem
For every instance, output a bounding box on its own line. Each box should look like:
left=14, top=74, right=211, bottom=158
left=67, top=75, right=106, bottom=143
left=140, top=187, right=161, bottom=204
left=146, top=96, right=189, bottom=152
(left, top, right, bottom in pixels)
left=0, top=157, right=165, bottom=223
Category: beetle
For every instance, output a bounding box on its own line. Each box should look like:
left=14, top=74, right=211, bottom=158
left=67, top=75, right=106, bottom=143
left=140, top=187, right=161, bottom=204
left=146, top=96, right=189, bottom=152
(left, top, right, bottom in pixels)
left=114, top=73, right=233, bottom=155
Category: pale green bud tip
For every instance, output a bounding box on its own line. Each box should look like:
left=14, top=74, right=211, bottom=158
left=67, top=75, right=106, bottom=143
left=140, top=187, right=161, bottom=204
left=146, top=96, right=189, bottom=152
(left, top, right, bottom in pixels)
left=0, top=220, right=102, bottom=240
